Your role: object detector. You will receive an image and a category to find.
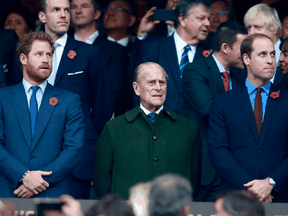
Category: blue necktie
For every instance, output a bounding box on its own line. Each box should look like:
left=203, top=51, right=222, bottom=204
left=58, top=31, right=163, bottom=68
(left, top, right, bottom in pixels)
left=179, top=45, right=191, bottom=78
left=148, top=113, right=157, bottom=125
left=29, top=86, right=40, bottom=136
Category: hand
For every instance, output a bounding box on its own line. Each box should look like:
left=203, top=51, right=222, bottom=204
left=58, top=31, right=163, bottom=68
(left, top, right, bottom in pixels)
left=22, top=170, right=52, bottom=194
left=262, top=194, right=274, bottom=203
left=44, top=195, right=84, bottom=216
left=244, top=178, right=273, bottom=202
left=137, top=7, right=160, bottom=37
left=13, top=184, right=34, bottom=198
left=0, top=200, right=16, bottom=216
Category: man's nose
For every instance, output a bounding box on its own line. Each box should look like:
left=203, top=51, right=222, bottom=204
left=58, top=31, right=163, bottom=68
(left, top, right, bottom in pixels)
left=249, top=27, right=256, bottom=35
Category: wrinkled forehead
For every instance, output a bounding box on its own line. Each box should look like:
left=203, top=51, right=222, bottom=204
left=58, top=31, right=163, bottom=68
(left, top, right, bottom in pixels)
left=140, top=64, right=165, bottom=78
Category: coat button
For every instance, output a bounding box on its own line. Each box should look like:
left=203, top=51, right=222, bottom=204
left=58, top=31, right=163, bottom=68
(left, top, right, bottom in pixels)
left=256, top=168, right=259, bottom=173
left=153, top=136, right=157, bottom=140
left=30, top=155, right=34, bottom=159
left=258, top=150, right=262, bottom=154
left=154, top=157, right=159, bottom=162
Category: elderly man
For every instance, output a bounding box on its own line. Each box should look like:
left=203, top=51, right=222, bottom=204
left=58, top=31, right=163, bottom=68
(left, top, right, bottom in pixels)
left=208, top=33, right=288, bottom=202
left=93, top=62, right=202, bottom=200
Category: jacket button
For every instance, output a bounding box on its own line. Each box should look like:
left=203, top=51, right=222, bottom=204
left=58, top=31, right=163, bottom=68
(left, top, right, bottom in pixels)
left=154, top=157, right=159, bottom=162
left=258, top=150, right=262, bottom=154
left=153, top=136, right=157, bottom=140
left=256, top=168, right=259, bottom=173
left=30, top=155, right=34, bottom=159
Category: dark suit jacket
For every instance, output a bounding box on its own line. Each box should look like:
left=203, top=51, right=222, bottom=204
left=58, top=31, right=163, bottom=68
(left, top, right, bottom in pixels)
left=0, top=83, right=84, bottom=197
left=54, top=37, right=114, bottom=180
left=137, top=35, right=208, bottom=114
left=274, top=67, right=288, bottom=90
left=180, top=55, right=246, bottom=186
left=92, top=36, right=128, bottom=116
left=208, top=84, right=288, bottom=202
left=93, top=105, right=202, bottom=200
left=0, top=65, right=5, bottom=89
left=0, top=29, right=18, bottom=86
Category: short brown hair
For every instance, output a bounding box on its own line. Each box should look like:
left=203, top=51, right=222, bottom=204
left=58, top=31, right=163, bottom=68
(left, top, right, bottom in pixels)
left=240, top=33, right=272, bottom=59
left=16, top=31, right=54, bottom=65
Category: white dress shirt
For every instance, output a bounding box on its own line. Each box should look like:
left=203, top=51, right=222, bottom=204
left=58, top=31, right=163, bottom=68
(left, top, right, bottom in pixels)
left=140, top=103, right=163, bottom=115
left=74, top=31, right=99, bottom=45
left=212, top=54, right=232, bottom=90
left=107, top=35, right=129, bottom=47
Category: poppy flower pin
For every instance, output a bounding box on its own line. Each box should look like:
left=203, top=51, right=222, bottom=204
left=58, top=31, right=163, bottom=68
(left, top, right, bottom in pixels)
left=49, top=97, right=58, bottom=106
left=67, top=50, right=77, bottom=59
left=270, top=90, right=280, bottom=99
left=202, top=50, right=210, bottom=57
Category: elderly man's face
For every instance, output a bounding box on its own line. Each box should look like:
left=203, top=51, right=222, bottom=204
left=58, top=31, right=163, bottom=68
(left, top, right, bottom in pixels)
left=209, top=1, right=229, bottom=33
left=246, top=15, right=276, bottom=43
left=133, top=64, right=167, bottom=113
left=103, top=0, right=135, bottom=31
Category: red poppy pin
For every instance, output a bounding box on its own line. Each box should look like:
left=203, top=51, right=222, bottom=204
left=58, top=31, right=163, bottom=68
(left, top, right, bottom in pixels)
left=202, top=50, right=210, bottom=57
left=67, top=50, right=77, bottom=59
left=270, top=90, right=280, bottom=99
left=49, top=97, right=58, bottom=106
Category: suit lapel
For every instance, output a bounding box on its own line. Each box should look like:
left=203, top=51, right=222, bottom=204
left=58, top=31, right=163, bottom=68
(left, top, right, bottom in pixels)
left=31, top=84, right=59, bottom=151
left=194, top=43, right=205, bottom=61
left=54, top=37, right=78, bottom=86
left=162, top=36, right=182, bottom=91
left=258, top=84, right=279, bottom=148
left=10, top=83, right=32, bottom=149
left=237, top=85, right=260, bottom=142
left=206, top=55, right=225, bottom=92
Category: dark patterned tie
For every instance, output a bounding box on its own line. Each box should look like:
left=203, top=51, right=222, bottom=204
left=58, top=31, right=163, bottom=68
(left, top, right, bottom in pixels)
left=148, top=113, right=157, bottom=125
left=29, top=86, right=40, bottom=136
left=179, top=45, right=191, bottom=78
left=222, top=71, right=230, bottom=92
left=254, top=87, right=262, bottom=135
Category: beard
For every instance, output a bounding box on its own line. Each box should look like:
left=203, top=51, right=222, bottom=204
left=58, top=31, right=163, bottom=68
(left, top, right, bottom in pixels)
left=25, top=60, right=51, bottom=84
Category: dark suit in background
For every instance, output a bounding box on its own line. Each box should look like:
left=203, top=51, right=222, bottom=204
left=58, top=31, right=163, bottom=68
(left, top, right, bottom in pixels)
left=208, top=84, right=288, bottom=202
left=274, top=67, right=288, bottom=90
left=0, top=66, right=5, bottom=89
left=0, top=83, right=84, bottom=197
left=137, top=35, right=207, bottom=114
left=180, top=55, right=246, bottom=201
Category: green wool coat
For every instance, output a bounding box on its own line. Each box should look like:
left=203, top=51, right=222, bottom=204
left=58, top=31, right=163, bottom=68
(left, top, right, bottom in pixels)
left=93, top=105, right=202, bottom=200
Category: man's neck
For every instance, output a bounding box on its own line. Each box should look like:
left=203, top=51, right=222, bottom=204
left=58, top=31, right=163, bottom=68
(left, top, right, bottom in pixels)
left=176, top=28, right=199, bottom=46
left=214, top=52, right=230, bottom=71
left=107, top=29, right=128, bottom=41
left=74, top=24, right=97, bottom=42
left=247, top=75, right=270, bottom=88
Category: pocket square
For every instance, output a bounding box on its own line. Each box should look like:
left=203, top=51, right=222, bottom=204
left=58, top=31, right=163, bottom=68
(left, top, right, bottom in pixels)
left=67, top=71, right=84, bottom=75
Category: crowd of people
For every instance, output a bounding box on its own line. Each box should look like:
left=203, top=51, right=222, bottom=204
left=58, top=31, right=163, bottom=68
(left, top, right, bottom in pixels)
left=0, top=0, right=288, bottom=210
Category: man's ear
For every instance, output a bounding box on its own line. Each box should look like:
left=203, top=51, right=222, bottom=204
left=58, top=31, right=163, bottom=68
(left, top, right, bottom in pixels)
left=133, top=81, right=140, bottom=96
left=19, top=53, right=28, bottom=66
left=221, top=43, right=230, bottom=55
left=178, top=14, right=186, bottom=28
left=94, top=9, right=101, bottom=21
left=243, top=53, right=250, bottom=67
left=129, top=15, right=136, bottom=27
left=38, top=11, right=46, bottom=24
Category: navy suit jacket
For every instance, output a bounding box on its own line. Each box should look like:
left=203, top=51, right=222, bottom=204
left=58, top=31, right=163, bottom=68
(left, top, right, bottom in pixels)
left=274, top=67, right=288, bottom=90
left=0, top=83, right=85, bottom=197
left=54, top=37, right=114, bottom=180
left=137, top=35, right=207, bottom=114
left=208, top=84, right=288, bottom=202
left=180, top=55, right=246, bottom=185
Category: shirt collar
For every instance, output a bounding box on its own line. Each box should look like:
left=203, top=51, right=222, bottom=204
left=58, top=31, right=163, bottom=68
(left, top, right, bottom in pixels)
left=74, top=31, right=99, bottom=45
left=167, top=25, right=176, bottom=37
left=22, top=79, right=48, bottom=94
left=245, top=79, right=271, bottom=95
left=140, top=103, right=163, bottom=115
left=173, top=32, right=196, bottom=54
left=55, top=33, right=68, bottom=47
left=212, top=53, right=229, bottom=73
left=107, top=36, right=129, bottom=47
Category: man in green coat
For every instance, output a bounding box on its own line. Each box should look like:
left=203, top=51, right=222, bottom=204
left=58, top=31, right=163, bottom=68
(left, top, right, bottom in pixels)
left=93, top=62, right=202, bottom=200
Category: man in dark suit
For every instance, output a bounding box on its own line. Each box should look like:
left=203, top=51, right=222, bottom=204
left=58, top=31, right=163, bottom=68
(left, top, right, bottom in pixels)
left=180, top=21, right=247, bottom=201
left=93, top=62, right=202, bottom=200
left=208, top=34, right=288, bottom=203
left=137, top=0, right=211, bottom=114
left=70, top=0, right=129, bottom=116
left=38, top=0, right=114, bottom=199
left=0, top=31, right=84, bottom=198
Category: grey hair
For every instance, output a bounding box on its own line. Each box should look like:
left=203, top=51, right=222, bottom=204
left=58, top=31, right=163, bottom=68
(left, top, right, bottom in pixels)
left=149, top=173, right=192, bottom=216
left=244, top=3, right=282, bottom=39
left=134, top=62, right=169, bottom=83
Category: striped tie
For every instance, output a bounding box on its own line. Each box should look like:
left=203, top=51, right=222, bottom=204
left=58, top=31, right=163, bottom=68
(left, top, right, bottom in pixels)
left=179, top=45, right=191, bottom=78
